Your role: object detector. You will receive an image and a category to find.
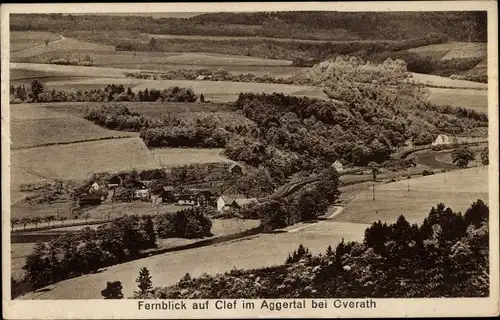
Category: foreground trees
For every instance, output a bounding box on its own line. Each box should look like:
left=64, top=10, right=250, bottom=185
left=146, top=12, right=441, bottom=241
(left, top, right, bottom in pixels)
left=148, top=199, right=489, bottom=299
left=22, top=209, right=214, bottom=291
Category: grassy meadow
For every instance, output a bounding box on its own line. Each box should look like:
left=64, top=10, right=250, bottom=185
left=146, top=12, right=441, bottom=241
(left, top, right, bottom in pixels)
left=10, top=31, right=61, bottom=52
left=17, top=219, right=368, bottom=299
left=408, top=42, right=487, bottom=61
left=333, top=166, right=488, bottom=225
left=152, top=148, right=234, bottom=167
left=11, top=137, right=160, bottom=185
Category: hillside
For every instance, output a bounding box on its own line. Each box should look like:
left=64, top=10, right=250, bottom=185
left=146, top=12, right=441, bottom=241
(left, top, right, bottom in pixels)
left=10, top=12, right=487, bottom=42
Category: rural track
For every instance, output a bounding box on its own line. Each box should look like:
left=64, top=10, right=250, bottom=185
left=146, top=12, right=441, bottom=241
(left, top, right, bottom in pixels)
left=11, top=34, right=66, bottom=54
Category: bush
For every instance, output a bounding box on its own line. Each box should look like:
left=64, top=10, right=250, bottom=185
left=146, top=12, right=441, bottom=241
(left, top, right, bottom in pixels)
left=422, top=170, right=434, bottom=176
left=155, top=207, right=213, bottom=239
left=101, top=281, right=124, bottom=299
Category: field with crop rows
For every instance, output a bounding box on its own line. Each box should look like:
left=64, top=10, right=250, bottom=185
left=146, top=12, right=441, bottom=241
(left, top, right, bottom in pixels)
left=333, top=167, right=488, bottom=225
left=10, top=31, right=61, bottom=52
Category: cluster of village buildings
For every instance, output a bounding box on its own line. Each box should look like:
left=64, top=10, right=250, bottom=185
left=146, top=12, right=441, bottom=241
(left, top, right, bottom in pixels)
left=78, top=162, right=262, bottom=212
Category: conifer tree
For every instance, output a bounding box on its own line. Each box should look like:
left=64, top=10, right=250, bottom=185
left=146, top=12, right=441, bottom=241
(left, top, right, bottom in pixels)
left=135, top=267, right=153, bottom=294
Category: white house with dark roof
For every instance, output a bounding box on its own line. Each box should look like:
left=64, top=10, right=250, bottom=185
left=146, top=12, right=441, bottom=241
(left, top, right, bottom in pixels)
left=331, top=160, right=343, bottom=173
left=216, top=196, right=257, bottom=211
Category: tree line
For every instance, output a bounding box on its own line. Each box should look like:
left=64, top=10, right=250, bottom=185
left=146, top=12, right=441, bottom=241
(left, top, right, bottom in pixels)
left=10, top=80, right=197, bottom=104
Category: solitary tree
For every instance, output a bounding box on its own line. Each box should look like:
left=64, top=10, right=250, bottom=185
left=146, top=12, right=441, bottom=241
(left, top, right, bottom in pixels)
left=135, top=267, right=153, bottom=294
left=200, top=93, right=205, bottom=103
left=148, top=37, right=157, bottom=51
left=452, top=145, right=475, bottom=168
left=45, top=215, right=56, bottom=228
left=480, top=146, right=489, bottom=165
left=101, top=281, right=124, bottom=299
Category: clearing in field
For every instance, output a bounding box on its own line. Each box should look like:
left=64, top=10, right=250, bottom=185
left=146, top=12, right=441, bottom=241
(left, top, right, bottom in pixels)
left=11, top=137, right=160, bottom=186
left=10, top=31, right=61, bottom=52
left=10, top=104, right=137, bottom=149
left=407, top=42, right=487, bottom=61
left=333, top=166, right=488, bottom=225
left=424, top=87, right=488, bottom=112
left=152, top=148, right=234, bottom=167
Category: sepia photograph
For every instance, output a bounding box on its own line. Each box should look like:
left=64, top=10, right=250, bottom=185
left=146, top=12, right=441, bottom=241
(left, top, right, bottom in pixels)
left=1, top=1, right=498, bottom=319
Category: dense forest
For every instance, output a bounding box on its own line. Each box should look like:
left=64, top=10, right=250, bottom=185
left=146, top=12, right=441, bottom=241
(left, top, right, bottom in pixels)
left=10, top=11, right=487, bottom=42
left=145, top=200, right=489, bottom=298
left=82, top=89, right=487, bottom=185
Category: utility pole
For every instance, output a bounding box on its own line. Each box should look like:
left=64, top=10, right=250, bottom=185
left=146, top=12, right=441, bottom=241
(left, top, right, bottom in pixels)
left=372, top=183, right=375, bottom=201
left=407, top=176, right=411, bottom=192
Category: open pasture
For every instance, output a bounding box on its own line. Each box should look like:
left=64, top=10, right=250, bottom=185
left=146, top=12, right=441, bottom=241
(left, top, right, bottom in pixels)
left=424, top=87, right=488, bottom=112
left=36, top=77, right=328, bottom=102
left=144, top=33, right=394, bottom=44
left=11, top=217, right=260, bottom=283
left=155, top=52, right=292, bottom=66
left=408, top=42, right=487, bottom=61
left=334, top=167, right=488, bottom=225
left=19, top=219, right=367, bottom=299
left=410, top=72, right=488, bottom=89
left=39, top=101, right=230, bottom=118
left=10, top=31, right=61, bottom=52
left=11, top=137, right=160, bottom=186
left=152, top=148, right=233, bottom=167
left=10, top=104, right=137, bottom=149
left=10, top=63, right=132, bottom=79
left=11, top=118, right=137, bottom=150
left=11, top=37, right=115, bottom=60
left=130, top=79, right=328, bottom=102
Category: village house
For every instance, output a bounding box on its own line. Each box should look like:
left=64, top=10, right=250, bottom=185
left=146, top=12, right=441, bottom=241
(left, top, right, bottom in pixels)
left=190, top=188, right=216, bottom=207
left=79, top=190, right=108, bottom=207
left=107, top=176, right=122, bottom=189
left=134, top=188, right=150, bottom=201
left=216, top=196, right=258, bottom=212
left=432, top=134, right=451, bottom=146
left=331, top=160, right=343, bottom=173
left=161, top=186, right=176, bottom=203
left=177, top=194, right=197, bottom=206
left=89, top=182, right=100, bottom=193
left=228, top=162, right=243, bottom=175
